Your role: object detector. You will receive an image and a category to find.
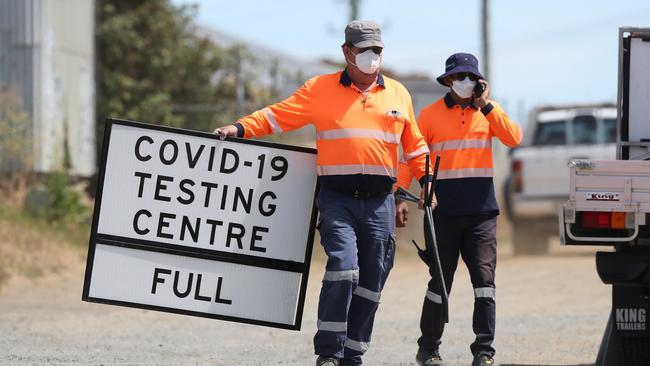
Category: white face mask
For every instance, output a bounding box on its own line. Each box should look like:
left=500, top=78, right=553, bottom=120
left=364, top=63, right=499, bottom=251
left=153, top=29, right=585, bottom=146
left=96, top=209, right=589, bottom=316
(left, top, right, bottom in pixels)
left=353, top=49, right=381, bottom=74
left=451, top=77, right=476, bottom=98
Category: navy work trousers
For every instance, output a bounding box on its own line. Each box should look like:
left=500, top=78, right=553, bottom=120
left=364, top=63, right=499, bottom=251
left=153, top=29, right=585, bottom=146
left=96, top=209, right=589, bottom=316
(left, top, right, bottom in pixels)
left=418, top=214, right=497, bottom=358
left=313, top=189, right=396, bottom=366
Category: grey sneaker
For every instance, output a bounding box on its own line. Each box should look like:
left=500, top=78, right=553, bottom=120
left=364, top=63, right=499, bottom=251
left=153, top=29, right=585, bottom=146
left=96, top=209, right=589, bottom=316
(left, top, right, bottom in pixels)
left=316, top=356, right=340, bottom=366
left=472, top=354, right=496, bottom=366
left=415, top=349, right=444, bottom=366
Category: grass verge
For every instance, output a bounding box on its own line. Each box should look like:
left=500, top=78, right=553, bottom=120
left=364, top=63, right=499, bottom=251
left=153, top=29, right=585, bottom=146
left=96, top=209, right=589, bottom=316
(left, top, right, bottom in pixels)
left=0, top=204, right=90, bottom=289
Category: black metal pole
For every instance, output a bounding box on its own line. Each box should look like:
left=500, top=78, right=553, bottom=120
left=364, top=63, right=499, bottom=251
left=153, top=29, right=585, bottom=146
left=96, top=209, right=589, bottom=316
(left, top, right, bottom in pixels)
left=423, top=154, right=449, bottom=324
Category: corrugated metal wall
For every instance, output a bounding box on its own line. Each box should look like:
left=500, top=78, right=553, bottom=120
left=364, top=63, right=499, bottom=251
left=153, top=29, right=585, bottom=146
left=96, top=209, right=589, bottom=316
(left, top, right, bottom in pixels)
left=0, top=0, right=37, bottom=174
left=0, top=0, right=37, bottom=121
left=0, top=0, right=95, bottom=176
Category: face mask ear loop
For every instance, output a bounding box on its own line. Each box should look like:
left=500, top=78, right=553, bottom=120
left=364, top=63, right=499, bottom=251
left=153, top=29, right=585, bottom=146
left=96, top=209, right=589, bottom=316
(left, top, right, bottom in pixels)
left=344, top=47, right=358, bottom=69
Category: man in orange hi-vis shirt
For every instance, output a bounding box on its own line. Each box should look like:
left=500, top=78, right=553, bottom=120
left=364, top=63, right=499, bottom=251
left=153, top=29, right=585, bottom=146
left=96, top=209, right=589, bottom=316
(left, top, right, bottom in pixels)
left=396, top=53, right=521, bottom=366
left=215, top=20, right=433, bottom=366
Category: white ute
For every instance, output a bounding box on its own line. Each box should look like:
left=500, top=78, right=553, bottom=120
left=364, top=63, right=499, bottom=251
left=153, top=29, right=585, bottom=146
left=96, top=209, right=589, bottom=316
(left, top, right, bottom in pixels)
left=504, top=104, right=617, bottom=254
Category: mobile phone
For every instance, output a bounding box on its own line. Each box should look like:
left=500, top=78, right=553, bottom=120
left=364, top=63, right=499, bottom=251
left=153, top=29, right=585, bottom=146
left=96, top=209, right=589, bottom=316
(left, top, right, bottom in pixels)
left=473, top=80, right=485, bottom=97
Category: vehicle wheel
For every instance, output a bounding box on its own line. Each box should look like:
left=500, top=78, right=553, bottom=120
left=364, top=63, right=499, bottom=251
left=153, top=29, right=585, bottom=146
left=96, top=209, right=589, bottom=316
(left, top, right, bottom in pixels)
left=511, top=218, right=555, bottom=255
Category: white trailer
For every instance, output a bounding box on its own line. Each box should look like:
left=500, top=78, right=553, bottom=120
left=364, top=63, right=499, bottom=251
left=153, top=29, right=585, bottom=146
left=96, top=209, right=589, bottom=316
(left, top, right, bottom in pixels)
left=560, top=159, right=650, bottom=244
left=559, top=28, right=650, bottom=365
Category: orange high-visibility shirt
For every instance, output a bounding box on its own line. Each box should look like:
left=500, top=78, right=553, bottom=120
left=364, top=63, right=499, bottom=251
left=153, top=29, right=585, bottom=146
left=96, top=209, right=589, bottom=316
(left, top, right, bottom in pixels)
left=237, top=70, right=430, bottom=192
left=396, top=93, right=522, bottom=215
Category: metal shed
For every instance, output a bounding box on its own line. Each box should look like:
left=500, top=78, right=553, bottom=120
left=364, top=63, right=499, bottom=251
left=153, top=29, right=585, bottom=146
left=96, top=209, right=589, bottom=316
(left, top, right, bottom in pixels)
left=0, top=0, right=96, bottom=176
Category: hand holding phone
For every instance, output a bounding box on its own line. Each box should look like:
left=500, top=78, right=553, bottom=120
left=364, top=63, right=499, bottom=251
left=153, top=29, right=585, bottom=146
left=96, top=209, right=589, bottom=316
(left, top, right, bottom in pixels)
left=473, top=79, right=486, bottom=97
left=472, top=79, right=489, bottom=108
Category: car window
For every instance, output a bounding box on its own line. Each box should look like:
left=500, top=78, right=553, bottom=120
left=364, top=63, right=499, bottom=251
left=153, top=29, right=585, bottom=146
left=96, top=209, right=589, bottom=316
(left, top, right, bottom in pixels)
left=572, top=115, right=598, bottom=144
left=603, top=118, right=617, bottom=143
left=533, top=120, right=566, bottom=146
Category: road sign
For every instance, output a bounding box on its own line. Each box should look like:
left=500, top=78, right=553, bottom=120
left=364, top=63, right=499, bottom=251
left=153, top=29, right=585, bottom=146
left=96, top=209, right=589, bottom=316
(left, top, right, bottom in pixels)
left=83, top=119, right=318, bottom=330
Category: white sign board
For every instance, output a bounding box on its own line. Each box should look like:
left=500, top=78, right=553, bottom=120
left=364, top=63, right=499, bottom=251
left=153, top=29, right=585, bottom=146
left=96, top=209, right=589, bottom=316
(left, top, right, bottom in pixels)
left=83, top=119, right=318, bottom=330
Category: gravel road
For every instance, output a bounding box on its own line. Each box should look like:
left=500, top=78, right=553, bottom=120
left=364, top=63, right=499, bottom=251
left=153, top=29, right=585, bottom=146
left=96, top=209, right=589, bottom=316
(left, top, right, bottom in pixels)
left=0, top=246, right=608, bottom=366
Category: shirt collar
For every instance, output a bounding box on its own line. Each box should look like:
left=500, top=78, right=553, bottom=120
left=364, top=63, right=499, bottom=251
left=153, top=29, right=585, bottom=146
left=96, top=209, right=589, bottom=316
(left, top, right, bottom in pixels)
left=339, top=69, right=385, bottom=88
left=444, top=92, right=477, bottom=110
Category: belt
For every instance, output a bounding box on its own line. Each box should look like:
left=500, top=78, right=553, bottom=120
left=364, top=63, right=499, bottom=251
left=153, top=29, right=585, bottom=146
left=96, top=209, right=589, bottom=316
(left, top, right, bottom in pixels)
left=326, top=187, right=391, bottom=199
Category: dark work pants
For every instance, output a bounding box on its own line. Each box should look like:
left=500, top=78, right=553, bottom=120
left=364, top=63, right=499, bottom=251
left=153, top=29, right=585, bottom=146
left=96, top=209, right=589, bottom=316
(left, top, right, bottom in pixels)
left=314, top=189, right=396, bottom=366
left=417, top=214, right=497, bottom=357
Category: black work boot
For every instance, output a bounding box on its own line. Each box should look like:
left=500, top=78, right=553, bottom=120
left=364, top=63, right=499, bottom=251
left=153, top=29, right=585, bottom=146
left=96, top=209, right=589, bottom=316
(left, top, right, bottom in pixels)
left=316, top=356, right=340, bottom=366
left=472, top=354, right=496, bottom=366
left=415, top=349, right=444, bottom=366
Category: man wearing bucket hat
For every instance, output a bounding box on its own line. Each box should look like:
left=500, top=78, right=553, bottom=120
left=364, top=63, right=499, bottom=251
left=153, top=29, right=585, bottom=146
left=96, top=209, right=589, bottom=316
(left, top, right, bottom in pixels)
left=215, top=20, right=433, bottom=366
left=395, top=53, right=522, bottom=366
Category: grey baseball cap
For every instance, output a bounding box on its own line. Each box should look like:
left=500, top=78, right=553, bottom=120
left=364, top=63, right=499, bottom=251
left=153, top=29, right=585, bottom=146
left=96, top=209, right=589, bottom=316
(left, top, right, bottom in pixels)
left=344, top=20, right=384, bottom=48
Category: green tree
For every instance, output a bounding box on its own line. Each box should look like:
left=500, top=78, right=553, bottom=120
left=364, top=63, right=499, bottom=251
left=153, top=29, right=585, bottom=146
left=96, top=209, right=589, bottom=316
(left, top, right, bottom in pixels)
left=96, top=0, right=227, bottom=136
left=96, top=0, right=293, bottom=157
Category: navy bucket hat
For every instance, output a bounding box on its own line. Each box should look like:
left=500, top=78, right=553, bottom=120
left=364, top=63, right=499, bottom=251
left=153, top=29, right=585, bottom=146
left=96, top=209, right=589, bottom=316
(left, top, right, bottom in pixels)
left=436, top=53, right=483, bottom=86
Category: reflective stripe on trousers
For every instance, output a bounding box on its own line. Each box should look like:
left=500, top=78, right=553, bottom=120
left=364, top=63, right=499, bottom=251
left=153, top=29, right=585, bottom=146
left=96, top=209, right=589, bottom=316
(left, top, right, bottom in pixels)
left=418, top=214, right=497, bottom=357
left=314, top=189, right=396, bottom=365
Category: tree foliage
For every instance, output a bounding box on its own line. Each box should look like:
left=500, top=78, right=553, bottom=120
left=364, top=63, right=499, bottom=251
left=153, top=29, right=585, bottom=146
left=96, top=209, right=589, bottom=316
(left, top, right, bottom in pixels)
left=97, top=0, right=231, bottom=135
left=96, top=0, right=295, bottom=158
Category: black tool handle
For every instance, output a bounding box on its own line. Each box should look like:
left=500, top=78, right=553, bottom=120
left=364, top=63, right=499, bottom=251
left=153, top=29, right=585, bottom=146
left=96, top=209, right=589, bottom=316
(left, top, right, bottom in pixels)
left=427, top=155, right=441, bottom=207
left=423, top=154, right=448, bottom=324
left=425, top=206, right=449, bottom=324
left=395, top=187, right=419, bottom=203
left=424, top=154, right=431, bottom=205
